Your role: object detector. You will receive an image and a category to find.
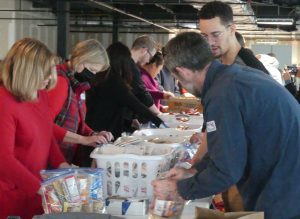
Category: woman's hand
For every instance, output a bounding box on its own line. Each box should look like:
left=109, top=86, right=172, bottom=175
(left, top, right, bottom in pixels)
left=58, top=162, right=71, bottom=169
left=63, top=130, right=113, bottom=146
left=97, top=131, right=114, bottom=142
left=79, top=131, right=114, bottom=146
left=131, top=119, right=141, bottom=130
left=80, top=135, right=108, bottom=146
left=163, top=91, right=175, bottom=99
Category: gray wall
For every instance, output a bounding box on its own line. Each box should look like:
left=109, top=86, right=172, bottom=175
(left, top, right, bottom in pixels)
left=251, top=44, right=292, bottom=69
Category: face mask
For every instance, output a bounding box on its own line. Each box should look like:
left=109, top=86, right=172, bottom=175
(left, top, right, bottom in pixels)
left=74, top=68, right=95, bottom=82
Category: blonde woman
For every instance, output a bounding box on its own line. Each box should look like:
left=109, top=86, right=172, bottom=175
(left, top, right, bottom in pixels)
left=47, top=39, right=113, bottom=166
left=0, top=38, right=68, bottom=219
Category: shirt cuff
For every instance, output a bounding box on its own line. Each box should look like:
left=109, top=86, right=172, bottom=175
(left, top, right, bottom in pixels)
left=177, top=178, right=195, bottom=200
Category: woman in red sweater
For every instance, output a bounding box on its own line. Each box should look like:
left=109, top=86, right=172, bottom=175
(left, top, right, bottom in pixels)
left=0, top=38, right=69, bottom=219
left=48, top=39, right=113, bottom=165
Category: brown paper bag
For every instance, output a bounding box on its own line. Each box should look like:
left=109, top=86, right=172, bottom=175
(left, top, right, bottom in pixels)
left=196, top=207, right=264, bottom=219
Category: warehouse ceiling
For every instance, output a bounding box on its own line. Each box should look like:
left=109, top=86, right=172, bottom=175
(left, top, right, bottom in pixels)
left=31, top=0, right=300, bottom=39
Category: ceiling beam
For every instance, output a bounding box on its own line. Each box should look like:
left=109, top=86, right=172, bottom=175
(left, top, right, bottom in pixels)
left=86, top=0, right=176, bottom=33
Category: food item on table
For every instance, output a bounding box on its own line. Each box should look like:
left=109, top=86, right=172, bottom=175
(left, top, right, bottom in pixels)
left=148, top=138, right=173, bottom=144
left=175, top=114, right=190, bottom=122
left=176, top=125, right=190, bottom=130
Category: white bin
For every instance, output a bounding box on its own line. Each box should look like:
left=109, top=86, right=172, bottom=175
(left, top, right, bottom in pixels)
left=90, top=146, right=175, bottom=199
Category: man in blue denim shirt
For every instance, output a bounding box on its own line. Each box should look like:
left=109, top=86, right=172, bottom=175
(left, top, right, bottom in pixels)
left=152, top=32, right=300, bottom=219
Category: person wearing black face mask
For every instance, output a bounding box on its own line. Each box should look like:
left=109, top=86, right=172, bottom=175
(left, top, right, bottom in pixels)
left=74, top=68, right=96, bottom=82
left=47, top=39, right=114, bottom=166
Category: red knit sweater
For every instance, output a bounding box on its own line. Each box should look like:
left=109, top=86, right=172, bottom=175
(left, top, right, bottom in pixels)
left=0, top=86, right=65, bottom=219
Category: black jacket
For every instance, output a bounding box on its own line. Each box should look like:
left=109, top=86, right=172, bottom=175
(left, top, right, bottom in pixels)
left=130, top=58, right=154, bottom=107
left=85, top=70, right=162, bottom=138
left=237, top=47, right=269, bottom=74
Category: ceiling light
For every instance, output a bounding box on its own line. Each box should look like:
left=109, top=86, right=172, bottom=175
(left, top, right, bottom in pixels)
left=181, top=23, right=197, bottom=29
left=256, top=18, right=294, bottom=26
left=255, top=39, right=279, bottom=45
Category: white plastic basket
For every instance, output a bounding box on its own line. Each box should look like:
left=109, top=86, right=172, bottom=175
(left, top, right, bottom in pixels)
left=90, top=145, right=175, bottom=199
left=132, top=128, right=200, bottom=137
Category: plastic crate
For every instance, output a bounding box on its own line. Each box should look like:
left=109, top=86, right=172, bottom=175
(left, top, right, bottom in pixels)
left=90, top=145, right=175, bottom=199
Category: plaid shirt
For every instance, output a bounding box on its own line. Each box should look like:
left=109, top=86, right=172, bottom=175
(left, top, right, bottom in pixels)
left=55, top=63, right=93, bottom=163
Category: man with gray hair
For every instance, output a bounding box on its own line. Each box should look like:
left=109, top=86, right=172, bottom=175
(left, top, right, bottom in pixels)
left=152, top=31, right=300, bottom=219
left=130, top=35, right=160, bottom=114
left=122, top=35, right=161, bottom=132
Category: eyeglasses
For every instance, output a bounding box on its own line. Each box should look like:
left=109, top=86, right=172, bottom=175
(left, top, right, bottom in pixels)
left=201, top=24, right=232, bottom=42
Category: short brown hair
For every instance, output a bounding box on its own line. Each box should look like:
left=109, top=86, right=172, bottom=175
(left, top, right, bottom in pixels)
left=0, top=38, right=57, bottom=101
left=131, top=35, right=156, bottom=52
left=164, top=32, right=214, bottom=75
left=70, top=39, right=110, bottom=72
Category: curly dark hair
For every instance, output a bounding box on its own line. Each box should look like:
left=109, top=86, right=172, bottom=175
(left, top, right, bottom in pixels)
left=198, top=1, right=233, bottom=26
left=146, top=51, right=164, bottom=67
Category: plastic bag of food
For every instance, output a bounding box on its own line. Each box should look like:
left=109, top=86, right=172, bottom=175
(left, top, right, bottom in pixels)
left=41, top=171, right=82, bottom=213
left=40, top=168, right=73, bottom=180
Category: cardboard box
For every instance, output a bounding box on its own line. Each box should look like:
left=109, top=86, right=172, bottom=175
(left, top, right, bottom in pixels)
left=196, top=207, right=264, bottom=219
left=167, top=97, right=203, bottom=113
left=33, top=213, right=123, bottom=219
left=106, top=198, right=148, bottom=216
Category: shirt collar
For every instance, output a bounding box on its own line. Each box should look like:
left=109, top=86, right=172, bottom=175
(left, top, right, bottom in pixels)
left=201, top=59, right=225, bottom=99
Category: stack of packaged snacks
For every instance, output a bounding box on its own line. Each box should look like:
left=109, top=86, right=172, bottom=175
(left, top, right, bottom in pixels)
left=40, top=168, right=104, bottom=214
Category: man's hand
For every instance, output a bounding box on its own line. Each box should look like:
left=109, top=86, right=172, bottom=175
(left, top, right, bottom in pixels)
left=165, top=167, right=196, bottom=180
left=151, top=178, right=183, bottom=201
left=282, top=68, right=292, bottom=82
left=190, top=132, right=202, bottom=144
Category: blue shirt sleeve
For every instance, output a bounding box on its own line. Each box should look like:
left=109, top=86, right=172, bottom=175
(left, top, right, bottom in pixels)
left=177, top=95, right=247, bottom=200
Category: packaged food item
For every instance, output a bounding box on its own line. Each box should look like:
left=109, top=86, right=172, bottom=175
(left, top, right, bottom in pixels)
left=76, top=168, right=105, bottom=213
left=152, top=199, right=185, bottom=218
left=149, top=174, right=185, bottom=218
left=175, top=114, right=190, bottom=122
left=167, top=97, right=202, bottom=113
left=40, top=168, right=105, bottom=214
left=41, top=180, right=62, bottom=213
left=61, top=173, right=81, bottom=204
